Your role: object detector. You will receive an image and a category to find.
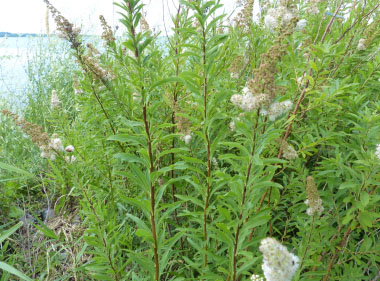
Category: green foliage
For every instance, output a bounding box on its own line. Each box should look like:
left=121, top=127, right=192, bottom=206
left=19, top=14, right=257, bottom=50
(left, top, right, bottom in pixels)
left=1, top=0, right=380, bottom=280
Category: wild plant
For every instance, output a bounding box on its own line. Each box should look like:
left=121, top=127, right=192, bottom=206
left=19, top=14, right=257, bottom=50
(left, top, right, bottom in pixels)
left=1, top=0, right=380, bottom=280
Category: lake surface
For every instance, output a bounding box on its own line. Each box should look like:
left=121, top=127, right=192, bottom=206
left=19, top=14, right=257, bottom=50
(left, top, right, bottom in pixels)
left=0, top=37, right=51, bottom=108
left=0, top=36, right=99, bottom=109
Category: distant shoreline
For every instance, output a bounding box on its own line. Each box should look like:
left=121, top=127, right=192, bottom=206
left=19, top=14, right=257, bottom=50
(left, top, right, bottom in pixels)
left=0, top=32, right=47, bottom=38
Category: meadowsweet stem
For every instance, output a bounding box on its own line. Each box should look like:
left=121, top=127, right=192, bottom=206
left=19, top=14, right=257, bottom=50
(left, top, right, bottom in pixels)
left=201, top=24, right=212, bottom=267
left=127, top=1, right=159, bottom=277
left=169, top=5, right=184, bottom=250
left=143, top=104, right=160, bottom=281
left=231, top=111, right=260, bottom=281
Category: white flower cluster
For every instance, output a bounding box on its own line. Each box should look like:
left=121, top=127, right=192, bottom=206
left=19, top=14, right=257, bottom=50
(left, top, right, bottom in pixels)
left=264, top=6, right=295, bottom=30
left=212, top=157, right=218, bottom=167
left=181, top=134, right=192, bottom=144
left=261, top=100, right=293, bottom=121
left=305, top=198, right=324, bottom=217
left=251, top=274, right=264, bottom=281
left=229, top=121, right=236, bottom=131
left=51, top=90, right=60, bottom=109
left=259, top=237, right=299, bottom=281
left=49, top=134, right=64, bottom=152
left=282, top=143, right=298, bottom=160
left=231, top=88, right=269, bottom=112
left=40, top=135, right=63, bottom=160
left=295, top=19, right=307, bottom=31
left=375, top=144, right=380, bottom=160
left=40, top=134, right=75, bottom=163
left=65, top=155, right=76, bottom=163
left=357, top=39, right=366, bottom=51
left=305, top=0, right=323, bottom=14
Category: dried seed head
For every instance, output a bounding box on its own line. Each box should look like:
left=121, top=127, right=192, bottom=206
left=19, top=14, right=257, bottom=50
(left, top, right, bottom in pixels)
left=1, top=110, right=50, bottom=148
left=43, top=0, right=81, bottom=49
left=305, top=176, right=324, bottom=217
left=140, top=15, right=151, bottom=33
left=99, top=15, right=115, bottom=46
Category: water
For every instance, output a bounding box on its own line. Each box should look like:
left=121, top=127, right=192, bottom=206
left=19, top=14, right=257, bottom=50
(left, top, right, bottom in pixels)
left=0, top=37, right=49, bottom=108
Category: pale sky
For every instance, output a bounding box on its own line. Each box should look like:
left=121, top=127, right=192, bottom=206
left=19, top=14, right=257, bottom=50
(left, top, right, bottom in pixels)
left=0, top=0, right=244, bottom=35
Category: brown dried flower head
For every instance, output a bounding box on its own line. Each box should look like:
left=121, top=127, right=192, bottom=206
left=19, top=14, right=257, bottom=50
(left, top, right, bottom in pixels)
left=305, top=176, right=324, bottom=217
left=234, top=0, right=254, bottom=30
left=43, top=0, right=81, bottom=49
left=1, top=110, right=50, bottom=148
left=99, top=15, right=115, bottom=46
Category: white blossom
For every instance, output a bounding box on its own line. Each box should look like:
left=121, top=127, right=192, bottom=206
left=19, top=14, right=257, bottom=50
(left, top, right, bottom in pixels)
left=251, top=274, right=264, bottom=281
left=212, top=157, right=218, bottom=167
left=65, top=155, right=76, bottom=163
left=229, top=121, right=236, bottom=131
left=305, top=198, right=324, bottom=216
left=305, top=176, right=324, bottom=217
left=49, top=137, right=64, bottom=152
left=50, top=154, right=56, bottom=161
left=65, top=145, right=75, bottom=152
left=282, top=143, right=298, bottom=160
left=261, top=100, right=293, bottom=121
left=264, top=6, right=295, bottom=30
left=357, top=39, right=366, bottom=51
left=181, top=134, right=192, bottom=144
left=296, top=19, right=307, bottom=31
left=50, top=90, right=60, bottom=109
left=230, top=72, right=239, bottom=79
left=239, top=93, right=269, bottom=112
left=264, top=14, right=277, bottom=29
left=40, top=151, right=50, bottom=159
left=259, top=237, right=299, bottom=281
left=375, top=144, right=380, bottom=160
left=231, top=94, right=243, bottom=106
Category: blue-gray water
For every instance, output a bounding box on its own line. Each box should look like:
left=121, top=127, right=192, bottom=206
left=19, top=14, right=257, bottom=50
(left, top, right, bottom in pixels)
left=0, top=37, right=51, bottom=108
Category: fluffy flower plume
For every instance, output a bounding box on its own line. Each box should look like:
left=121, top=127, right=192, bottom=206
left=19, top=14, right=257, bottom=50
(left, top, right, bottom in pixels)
left=231, top=87, right=270, bottom=112
left=281, top=141, right=298, bottom=160
left=65, top=155, right=76, bottom=163
left=229, top=121, right=236, bottom=131
left=376, top=144, right=380, bottom=160
left=65, top=145, right=75, bottom=152
left=264, top=6, right=296, bottom=30
left=259, top=237, right=299, bottom=281
left=261, top=100, right=293, bottom=121
left=251, top=274, right=264, bottom=281
left=296, top=19, right=307, bottom=31
left=305, top=176, right=324, bottom=217
left=50, top=90, right=60, bottom=109
left=181, top=134, right=192, bottom=144
left=306, top=0, right=324, bottom=15
left=357, top=39, right=366, bottom=51
left=49, top=134, right=64, bottom=152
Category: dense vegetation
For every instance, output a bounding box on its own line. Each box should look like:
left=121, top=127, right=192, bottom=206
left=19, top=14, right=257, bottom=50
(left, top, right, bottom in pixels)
left=1, top=0, right=380, bottom=280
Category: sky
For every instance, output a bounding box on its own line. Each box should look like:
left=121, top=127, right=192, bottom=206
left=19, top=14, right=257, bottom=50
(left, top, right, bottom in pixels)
left=0, top=0, right=243, bottom=35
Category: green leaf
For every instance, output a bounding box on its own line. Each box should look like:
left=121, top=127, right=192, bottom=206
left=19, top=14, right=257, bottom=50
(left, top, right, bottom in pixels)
left=0, top=222, right=23, bottom=243
left=114, top=153, right=147, bottom=165
left=0, top=162, right=34, bottom=178
left=135, top=228, right=154, bottom=243
left=0, top=262, right=33, bottom=281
